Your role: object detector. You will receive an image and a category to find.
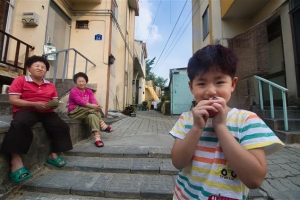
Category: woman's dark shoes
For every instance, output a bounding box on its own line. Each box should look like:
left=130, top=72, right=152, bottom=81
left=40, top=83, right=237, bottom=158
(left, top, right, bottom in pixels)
left=9, top=167, right=31, bottom=183
left=104, top=126, right=113, bottom=133
left=95, top=140, right=104, bottom=147
left=46, top=156, right=66, bottom=167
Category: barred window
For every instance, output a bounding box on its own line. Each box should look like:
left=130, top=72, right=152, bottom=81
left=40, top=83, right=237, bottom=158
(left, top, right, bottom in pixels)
left=76, top=20, right=89, bottom=29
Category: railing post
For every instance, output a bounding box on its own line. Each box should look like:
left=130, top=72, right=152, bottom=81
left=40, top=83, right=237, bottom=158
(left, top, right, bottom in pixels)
left=14, top=41, right=20, bottom=66
left=269, top=85, right=274, bottom=119
left=258, top=80, right=264, bottom=110
left=73, top=52, right=77, bottom=77
left=62, top=51, right=68, bottom=81
left=53, top=53, right=59, bottom=85
left=4, top=36, right=10, bottom=62
left=23, top=46, right=30, bottom=75
left=85, top=59, right=88, bottom=74
left=282, top=91, right=288, bottom=131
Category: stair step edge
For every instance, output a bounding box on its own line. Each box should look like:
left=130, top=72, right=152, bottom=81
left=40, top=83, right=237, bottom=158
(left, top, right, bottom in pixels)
left=22, top=170, right=176, bottom=199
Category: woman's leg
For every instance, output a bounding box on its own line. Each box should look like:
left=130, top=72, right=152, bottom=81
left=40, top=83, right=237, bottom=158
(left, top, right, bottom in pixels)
left=93, top=131, right=104, bottom=147
left=100, top=120, right=113, bottom=132
left=84, top=114, right=104, bottom=147
left=11, top=153, right=24, bottom=173
left=1, top=110, right=39, bottom=174
left=40, top=112, right=72, bottom=166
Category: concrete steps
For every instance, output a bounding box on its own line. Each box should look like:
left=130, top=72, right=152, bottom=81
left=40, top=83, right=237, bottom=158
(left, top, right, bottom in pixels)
left=16, top=144, right=178, bottom=199
left=5, top=142, right=268, bottom=200
left=251, top=106, right=300, bottom=144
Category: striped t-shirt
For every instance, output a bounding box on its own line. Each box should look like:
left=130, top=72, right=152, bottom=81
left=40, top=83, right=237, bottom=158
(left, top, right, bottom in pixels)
left=170, top=108, right=284, bottom=200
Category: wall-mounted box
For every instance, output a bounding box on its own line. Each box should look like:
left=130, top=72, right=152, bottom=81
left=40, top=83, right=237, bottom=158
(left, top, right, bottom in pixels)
left=22, top=12, right=39, bottom=26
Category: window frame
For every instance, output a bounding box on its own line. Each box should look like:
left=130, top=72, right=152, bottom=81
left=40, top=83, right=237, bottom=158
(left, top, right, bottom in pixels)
left=202, top=6, right=210, bottom=40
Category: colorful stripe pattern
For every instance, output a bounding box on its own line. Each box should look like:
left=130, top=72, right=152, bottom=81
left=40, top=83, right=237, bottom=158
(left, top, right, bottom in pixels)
left=170, top=108, right=284, bottom=200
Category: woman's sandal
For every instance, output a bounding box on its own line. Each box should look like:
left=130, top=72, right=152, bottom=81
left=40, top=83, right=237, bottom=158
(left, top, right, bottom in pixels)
left=103, top=126, right=113, bottom=133
left=9, top=167, right=31, bottom=183
left=95, top=140, right=104, bottom=147
left=46, top=156, right=66, bottom=167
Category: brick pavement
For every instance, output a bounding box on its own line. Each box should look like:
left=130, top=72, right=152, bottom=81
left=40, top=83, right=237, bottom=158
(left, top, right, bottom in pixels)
left=104, top=110, right=300, bottom=199
left=5, top=110, right=300, bottom=199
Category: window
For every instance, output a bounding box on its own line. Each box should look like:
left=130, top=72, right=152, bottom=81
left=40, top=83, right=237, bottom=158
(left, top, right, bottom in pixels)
left=76, top=20, right=89, bottom=29
left=202, top=6, right=210, bottom=40
left=291, top=0, right=300, bottom=9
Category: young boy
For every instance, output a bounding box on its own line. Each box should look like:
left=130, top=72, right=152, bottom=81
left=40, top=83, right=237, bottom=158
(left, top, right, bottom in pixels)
left=170, top=44, right=284, bottom=200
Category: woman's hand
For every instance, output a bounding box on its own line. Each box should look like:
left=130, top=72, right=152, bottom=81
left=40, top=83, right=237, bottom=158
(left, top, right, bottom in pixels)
left=90, top=104, right=101, bottom=111
left=33, top=102, right=48, bottom=110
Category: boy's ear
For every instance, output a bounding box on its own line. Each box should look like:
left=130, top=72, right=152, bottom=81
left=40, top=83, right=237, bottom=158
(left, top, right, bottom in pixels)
left=188, top=81, right=193, bottom=92
left=231, top=77, right=238, bottom=92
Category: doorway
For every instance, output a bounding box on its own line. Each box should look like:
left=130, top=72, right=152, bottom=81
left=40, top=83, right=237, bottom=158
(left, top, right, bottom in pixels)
left=45, top=1, right=71, bottom=79
left=262, top=17, right=286, bottom=106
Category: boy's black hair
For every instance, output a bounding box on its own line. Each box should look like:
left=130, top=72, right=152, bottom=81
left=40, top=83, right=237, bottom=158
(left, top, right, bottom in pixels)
left=73, top=72, right=89, bottom=83
left=25, top=55, right=50, bottom=71
left=187, top=44, right=238, bottom=81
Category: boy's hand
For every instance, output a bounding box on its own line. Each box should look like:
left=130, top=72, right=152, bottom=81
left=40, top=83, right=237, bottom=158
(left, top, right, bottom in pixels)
left=192, top=99, right=218, bottom=129
left=210, top=97, right=228, bottom=127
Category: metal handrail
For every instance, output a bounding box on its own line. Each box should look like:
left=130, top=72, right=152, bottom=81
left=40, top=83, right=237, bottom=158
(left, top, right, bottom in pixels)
left=43, top=48, right=96, bottom=84
left=254, top=75, right=289, bottom=131
left=0, top=29, right=35, bottom=75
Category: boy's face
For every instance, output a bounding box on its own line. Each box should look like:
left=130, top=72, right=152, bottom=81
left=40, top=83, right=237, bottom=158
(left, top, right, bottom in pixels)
left=189, top=69, right=238, bottom=104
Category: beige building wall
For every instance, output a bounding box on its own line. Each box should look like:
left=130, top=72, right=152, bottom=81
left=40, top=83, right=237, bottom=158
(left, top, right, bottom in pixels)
left=7, top=0, right=139, bottom=113
left=192, top=0, right=210, bottom=52
left=126, top=9, right=136, bottom=106
left=7, top=0, right=49, bottom=62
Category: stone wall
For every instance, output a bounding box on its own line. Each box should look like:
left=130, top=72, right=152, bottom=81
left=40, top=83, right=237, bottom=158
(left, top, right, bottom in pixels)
left=0, top=118, right=90, bottom=199
left=228, top=21, right=269, bottom=110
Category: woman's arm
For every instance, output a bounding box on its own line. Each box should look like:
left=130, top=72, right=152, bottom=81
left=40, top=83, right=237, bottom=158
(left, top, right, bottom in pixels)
left=9, top=95, right=48, bottom=110
left=214, top=125, right=267, bottom=189
left=69, top=88, right=99, bottom=110
left=88, top=89, right=99, bottom=105
left=86, top=89, right=101, bottom=110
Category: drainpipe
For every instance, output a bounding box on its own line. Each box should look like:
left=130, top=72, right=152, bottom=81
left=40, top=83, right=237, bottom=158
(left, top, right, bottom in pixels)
left=105, top=0, right=113, bottom=116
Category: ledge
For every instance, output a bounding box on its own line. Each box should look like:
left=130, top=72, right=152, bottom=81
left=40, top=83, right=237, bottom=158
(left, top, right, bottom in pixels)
left=0, top=116, right=91, bottom=198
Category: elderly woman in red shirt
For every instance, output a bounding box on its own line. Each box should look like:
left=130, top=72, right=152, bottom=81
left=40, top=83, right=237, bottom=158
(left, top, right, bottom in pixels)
left=0, top=55, right=73, bottom=183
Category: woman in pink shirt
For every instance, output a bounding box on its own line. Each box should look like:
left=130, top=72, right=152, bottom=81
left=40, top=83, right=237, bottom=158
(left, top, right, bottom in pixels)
left=68, top=72, right=113, bottom=147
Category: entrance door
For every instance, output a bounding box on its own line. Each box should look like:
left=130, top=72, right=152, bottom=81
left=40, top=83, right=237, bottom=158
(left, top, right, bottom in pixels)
left=45, top=1, right=71, bottom=79
left=290, top=0, right=300, bottom=96
left=263, top=17, right=286, bottom=106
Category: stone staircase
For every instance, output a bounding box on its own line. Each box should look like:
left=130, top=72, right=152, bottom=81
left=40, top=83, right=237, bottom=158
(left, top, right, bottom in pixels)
left=251, top=105, right=300, bottom=144
left=6, top=140, right=178, bottom=199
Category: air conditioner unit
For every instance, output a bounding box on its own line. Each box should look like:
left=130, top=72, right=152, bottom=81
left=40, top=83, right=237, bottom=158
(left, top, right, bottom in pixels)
left=22, top=12, right=39, bottom=26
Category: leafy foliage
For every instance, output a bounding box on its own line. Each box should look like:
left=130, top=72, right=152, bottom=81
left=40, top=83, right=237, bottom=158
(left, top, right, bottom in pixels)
left=146, top=58, right=168, bottom=89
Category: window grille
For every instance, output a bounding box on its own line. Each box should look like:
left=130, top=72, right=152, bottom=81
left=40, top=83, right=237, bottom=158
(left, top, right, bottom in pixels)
left=76, top=20, right=89, bottom=29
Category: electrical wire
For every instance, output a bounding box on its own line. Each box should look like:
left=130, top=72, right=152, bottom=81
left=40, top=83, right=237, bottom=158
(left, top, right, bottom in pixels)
left=151, top=0, right=189, bottom=72
left=154, top=0, right=204, bottom=72
left=144, top=0, right=162, bottom=44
